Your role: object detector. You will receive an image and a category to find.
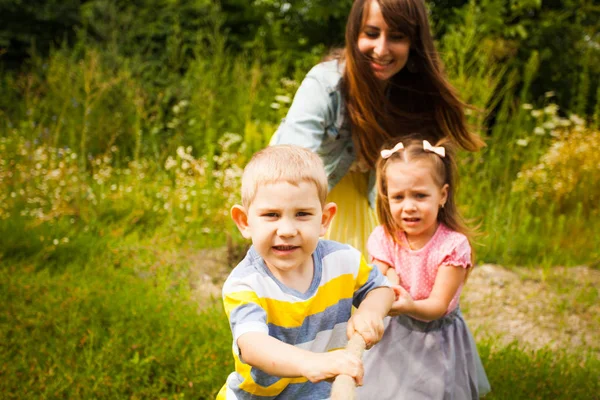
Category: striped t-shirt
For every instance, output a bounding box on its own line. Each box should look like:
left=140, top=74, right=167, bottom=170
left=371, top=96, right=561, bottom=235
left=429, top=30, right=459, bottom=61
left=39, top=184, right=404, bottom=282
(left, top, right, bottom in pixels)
left=217, top=240, right=388, bottom=400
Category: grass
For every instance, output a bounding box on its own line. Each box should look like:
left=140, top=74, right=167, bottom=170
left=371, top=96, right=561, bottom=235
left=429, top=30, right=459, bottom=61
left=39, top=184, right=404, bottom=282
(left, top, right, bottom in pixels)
left=1, top=254, right=598, bottom=398
left=0, top=258, right=232, bottom=399
left=479, top=340, right=599, bottom=399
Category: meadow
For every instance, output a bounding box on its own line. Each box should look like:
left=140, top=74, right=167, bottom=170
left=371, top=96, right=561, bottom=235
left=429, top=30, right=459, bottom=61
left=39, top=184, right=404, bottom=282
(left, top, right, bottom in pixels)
left=1, top=1, right=599, bottom=398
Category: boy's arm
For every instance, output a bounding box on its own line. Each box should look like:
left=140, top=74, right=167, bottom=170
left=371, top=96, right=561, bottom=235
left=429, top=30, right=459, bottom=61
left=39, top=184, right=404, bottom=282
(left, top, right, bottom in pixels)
left=237, top=332, right=364, bottom=384
left=348, top=286, right=394, bottom=349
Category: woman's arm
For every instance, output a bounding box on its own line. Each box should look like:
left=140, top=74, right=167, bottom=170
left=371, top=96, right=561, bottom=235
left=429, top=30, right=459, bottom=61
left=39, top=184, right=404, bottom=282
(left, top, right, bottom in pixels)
left=390, top=264, right=467, bottom=321
left=271, top=69, right=334, bottom=152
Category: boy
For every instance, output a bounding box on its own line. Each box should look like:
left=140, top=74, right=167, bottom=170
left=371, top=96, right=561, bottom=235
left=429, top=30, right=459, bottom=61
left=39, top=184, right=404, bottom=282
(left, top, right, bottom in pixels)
left=217, top=145, right=394, bottom=399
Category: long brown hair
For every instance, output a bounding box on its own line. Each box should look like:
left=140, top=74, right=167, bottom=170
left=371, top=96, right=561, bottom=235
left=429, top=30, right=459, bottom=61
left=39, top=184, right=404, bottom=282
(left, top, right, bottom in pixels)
left=341, top=0, right=485, bottom=167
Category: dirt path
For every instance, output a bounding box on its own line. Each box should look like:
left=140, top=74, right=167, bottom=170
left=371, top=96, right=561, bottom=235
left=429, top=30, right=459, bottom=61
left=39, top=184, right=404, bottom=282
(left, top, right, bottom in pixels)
left=461, top=264, right=599, bottom=357
left=192, top=249, right=599, bottom=358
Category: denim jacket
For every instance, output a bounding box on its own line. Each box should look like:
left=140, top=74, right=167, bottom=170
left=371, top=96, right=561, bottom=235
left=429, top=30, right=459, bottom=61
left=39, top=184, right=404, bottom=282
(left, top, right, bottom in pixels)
left=271, top=60, right=377, bottom=208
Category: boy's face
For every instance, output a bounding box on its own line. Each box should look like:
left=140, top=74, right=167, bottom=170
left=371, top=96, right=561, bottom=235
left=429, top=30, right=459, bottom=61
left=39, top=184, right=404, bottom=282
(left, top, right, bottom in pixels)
left=232, top=180, right=336, bottom=281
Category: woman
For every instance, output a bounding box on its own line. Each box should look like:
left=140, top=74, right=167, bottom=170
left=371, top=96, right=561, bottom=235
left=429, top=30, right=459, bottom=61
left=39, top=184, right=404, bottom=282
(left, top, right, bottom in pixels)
left=271, top=0, right=484, bottom=255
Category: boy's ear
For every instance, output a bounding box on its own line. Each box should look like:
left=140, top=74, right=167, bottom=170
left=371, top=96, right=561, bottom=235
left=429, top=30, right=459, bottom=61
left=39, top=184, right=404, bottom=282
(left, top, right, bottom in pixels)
left=231, top=205, right=252, bottom=239
left=320, top=202, right=337, bottom=236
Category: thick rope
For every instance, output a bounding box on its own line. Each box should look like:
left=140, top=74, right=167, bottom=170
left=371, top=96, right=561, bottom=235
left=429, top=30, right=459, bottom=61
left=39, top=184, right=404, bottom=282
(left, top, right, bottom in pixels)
left=330, top=333, right=366, bottom=400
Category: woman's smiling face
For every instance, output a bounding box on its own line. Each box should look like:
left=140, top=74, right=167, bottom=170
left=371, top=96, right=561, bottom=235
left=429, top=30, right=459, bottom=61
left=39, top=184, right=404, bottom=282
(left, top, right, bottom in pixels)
left=357, top=0, right=411, bottom=83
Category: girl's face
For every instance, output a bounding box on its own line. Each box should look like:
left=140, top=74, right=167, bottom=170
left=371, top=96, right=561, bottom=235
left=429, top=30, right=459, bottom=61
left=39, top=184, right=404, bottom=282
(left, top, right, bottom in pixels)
left=385, top=159, right=448, bottom=250
left=357, top=0, right=411, bottom=83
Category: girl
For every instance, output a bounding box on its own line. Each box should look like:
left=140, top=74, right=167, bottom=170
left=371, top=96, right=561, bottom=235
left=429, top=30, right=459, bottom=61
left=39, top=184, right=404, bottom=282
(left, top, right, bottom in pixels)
left=357, top=138, right=491, bottom=399
left=271, top=0, right=485, bottom=256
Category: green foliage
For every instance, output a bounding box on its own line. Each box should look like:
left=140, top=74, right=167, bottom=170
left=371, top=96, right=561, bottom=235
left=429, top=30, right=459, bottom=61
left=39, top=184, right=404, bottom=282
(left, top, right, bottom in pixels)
left=478, top=340, right=600, bottom=399
left=437, top=11, right=598, bottom=265
left=512, top=123, right=599, bottom=217
left=0, top=262, right=231, bottom=398
left=0, top=0, right=82, bottom=68
left=1, top=3, right=599, bottom=398
left=0, top=132, right=248, bottom=262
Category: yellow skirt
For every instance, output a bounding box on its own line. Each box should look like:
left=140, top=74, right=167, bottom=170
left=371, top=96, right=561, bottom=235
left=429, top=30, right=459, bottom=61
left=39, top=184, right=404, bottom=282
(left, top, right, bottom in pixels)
left=324, top=171, right=378, bottom=258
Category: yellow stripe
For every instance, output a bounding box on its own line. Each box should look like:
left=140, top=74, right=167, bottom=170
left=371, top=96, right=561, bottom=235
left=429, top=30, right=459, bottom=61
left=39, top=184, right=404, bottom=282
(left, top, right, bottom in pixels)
left=223, top=290, right=261, bottom=317
left=215, top=384, right=227, bottom=400
left=264, top=273, right=355, bottom=327
left=234, top=354, right=308, bottom=396
left=354, top=256, right=373, bottom=291
left=223, top=274, right=357, bottom=328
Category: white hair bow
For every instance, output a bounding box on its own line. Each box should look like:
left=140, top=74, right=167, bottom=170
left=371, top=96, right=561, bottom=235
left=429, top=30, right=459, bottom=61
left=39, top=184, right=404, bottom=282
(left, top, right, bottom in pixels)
left=380, top=142, right=404, bottom=159
left=423, top=140, right=445, bottom=157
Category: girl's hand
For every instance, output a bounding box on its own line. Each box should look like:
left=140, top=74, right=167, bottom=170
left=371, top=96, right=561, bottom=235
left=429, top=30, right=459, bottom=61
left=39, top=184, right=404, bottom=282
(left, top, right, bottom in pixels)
left=389, top=285, right=415, bottom=316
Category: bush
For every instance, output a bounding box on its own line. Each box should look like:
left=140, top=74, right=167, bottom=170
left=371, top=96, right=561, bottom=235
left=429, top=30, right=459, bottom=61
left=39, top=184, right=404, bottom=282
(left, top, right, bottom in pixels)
left=512, top=125, right=600, bottom=217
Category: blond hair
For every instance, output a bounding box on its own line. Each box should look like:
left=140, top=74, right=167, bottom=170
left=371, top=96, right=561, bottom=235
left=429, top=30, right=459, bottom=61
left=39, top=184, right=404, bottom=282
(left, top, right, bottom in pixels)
left=241, top=145, right=328, bottom=209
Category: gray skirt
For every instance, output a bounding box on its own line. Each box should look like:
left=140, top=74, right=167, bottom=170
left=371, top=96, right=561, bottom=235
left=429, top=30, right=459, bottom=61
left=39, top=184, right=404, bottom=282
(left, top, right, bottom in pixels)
left=357, top=308, right=491, bottom=400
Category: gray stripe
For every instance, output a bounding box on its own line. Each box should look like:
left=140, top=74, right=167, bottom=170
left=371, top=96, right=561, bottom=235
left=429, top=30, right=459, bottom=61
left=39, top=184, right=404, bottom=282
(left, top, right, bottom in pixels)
left=229, top=373, right=331, bottom=400
left=353, top=265, right=387, bottom=307
left=267, top=298, right=352, bottom=347
left=230, top=302, right=266, bottom=333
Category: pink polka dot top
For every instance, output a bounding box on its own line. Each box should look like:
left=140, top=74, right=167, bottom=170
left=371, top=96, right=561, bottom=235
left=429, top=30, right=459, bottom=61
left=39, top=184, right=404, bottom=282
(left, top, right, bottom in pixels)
left=367, top=223, right=472, bottom=316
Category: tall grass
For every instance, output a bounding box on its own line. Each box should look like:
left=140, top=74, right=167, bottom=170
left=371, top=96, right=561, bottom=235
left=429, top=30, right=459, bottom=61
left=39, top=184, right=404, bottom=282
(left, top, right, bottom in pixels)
left=438, top=4, right=600, bottom=266
left=2, top=20, right=598, bottom=267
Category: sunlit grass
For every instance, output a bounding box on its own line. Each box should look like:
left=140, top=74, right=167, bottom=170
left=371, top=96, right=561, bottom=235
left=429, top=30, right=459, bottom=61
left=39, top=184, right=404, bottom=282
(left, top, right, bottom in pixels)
left=0, top=260, right=231, bottom=399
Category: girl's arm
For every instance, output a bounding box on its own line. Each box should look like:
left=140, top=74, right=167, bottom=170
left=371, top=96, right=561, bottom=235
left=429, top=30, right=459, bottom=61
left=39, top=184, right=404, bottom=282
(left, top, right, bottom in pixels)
left=372, top=259, right=400, bottom=285
left=390, top=264, right=467, bottom=321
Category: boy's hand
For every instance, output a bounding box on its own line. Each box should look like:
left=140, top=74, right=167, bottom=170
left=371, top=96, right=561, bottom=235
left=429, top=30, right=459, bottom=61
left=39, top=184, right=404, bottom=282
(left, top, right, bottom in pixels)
left=300, top=350, right=364, bottom=385
left=346, top=310, right=385, bottom=350
left=389, top=285, right=416, bottom=316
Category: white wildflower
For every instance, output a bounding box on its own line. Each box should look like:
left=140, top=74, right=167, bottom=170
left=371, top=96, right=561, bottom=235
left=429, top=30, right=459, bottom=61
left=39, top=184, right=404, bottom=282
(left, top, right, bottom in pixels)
left=569, top=114, right=585, bottom=126
left=176, top=146, right=194, bottom=161
left=534, top=127, right=545, bottom=135
left=531, top=110, right=542, bottom=118
left=544, top=104, right=559, bottom=115
left=275, top=95, right=291, bottom=103
left=521, top=103, right=533, bottom=110
left=516, top=139, right=529, bottom=147
left=165, top=156, right=177, bottom=170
